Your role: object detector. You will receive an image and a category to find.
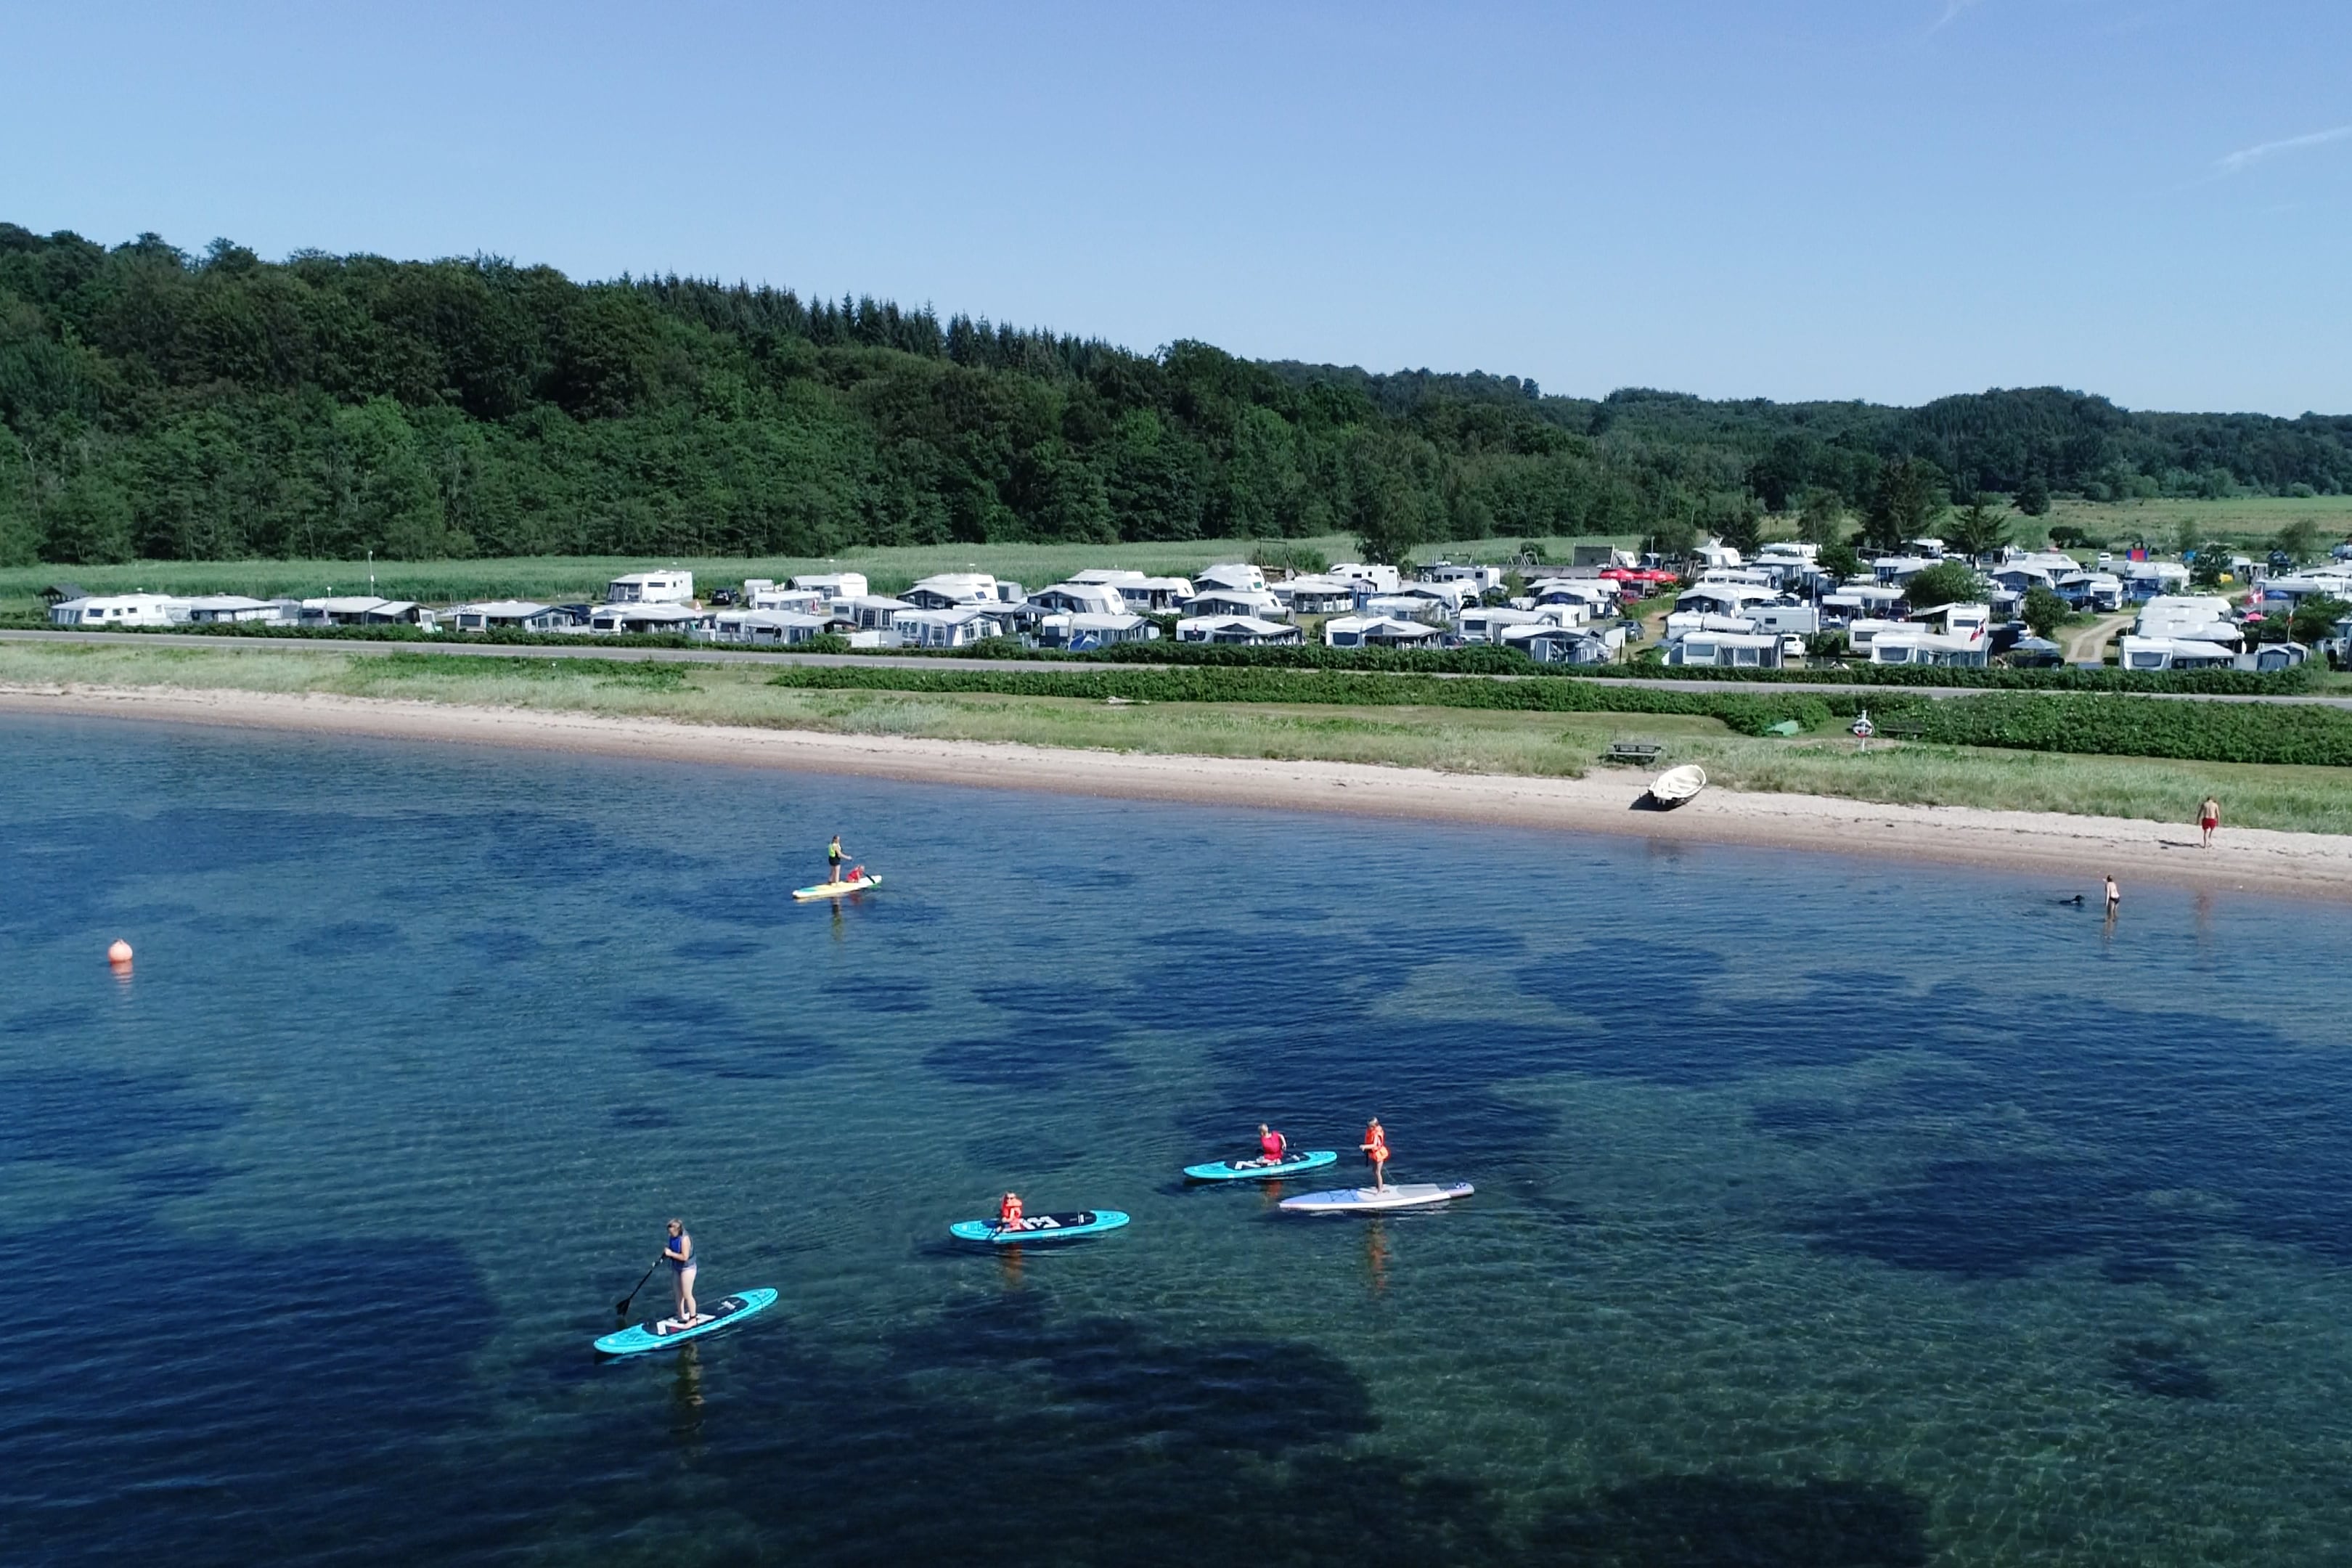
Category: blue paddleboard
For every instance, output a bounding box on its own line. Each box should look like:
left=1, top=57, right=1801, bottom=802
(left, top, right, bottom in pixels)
left=595, top=1288, right=777, bottom=1355
left=950, top=1209, right=1130, bottom=1244
left=1183, top=1150, right=1339, bottom=1182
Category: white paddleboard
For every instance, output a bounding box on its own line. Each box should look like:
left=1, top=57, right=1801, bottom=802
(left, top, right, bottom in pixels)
left=1278, top=1182, right=1472, bottom=1214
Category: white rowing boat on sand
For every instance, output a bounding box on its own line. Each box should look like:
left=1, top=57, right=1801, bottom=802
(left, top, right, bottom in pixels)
left=1648, top=764, right=1706, bottom=808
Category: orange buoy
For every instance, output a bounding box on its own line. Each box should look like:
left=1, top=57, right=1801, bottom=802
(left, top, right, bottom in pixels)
left=107, top=939, right=134, bottom=965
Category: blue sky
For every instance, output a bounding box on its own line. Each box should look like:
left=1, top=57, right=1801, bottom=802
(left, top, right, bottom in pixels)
left=4, top=1, right=2347, bottom=413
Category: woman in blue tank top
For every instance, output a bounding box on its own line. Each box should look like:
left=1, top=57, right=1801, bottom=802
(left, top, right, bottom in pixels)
left=662, top=1219, right=699, bottom=1329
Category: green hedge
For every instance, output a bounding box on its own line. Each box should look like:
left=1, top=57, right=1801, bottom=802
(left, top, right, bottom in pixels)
left=1906, top=693, right=2352, bottom=767
left=1083, top=637, right=2315, bottom=695
left=770, top=664, right=1841, bottom=735
left=767, top=664, right=2352, bottom=766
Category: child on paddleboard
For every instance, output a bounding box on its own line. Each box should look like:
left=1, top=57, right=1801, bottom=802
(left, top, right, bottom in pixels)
left=1362, top=1119, right=1389, bottom=1190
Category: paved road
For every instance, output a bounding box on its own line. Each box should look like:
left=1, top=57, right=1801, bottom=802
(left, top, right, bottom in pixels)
left=7, top=628, right=2348, bottom=709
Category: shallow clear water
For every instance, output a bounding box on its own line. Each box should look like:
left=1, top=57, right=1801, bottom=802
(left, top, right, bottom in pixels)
left=5, top=714, right=2351, bottom=1567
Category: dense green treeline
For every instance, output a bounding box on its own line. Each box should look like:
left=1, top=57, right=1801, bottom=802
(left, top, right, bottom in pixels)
left=5, top=222, right=2351, bottom=568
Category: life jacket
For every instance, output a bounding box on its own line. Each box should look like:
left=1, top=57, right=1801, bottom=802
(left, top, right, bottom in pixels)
left=999, top=1194, right=1023, bottom=1225
left=1364, top=1124, right=1388, bottom=1156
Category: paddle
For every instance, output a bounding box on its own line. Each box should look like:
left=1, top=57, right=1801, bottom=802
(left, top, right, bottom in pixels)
left=615, top=1258, right=661, bottom=1315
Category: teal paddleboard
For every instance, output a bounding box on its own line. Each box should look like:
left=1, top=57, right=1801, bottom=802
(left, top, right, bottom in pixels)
left=950, top=1209, right=1130, bottom=1244
left=595, top=1287, right=777, bottom=1355
left=1183, top=1150, right=1339, bottom=1182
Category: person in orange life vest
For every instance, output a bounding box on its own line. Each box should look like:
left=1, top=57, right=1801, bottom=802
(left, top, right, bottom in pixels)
left=1250, top=1123, right=1288, bottom=1168
left=1361, top=1118, right=1389, bottom=1190
left=997, top=1191, right=1025, bottom=1231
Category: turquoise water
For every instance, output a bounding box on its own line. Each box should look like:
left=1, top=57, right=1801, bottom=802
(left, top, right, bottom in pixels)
left=5, top=714, right=2352, bottom=1567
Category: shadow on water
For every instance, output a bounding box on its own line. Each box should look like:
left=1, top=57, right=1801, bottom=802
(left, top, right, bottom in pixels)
left=1526, top=1473, right=1930, bottom=1567
left=449, top=1293, right=1931, bottom=1568
left=0, top=1214, right=499, bottom=1567
left=2112, top=1338, right=2221, bottom=1401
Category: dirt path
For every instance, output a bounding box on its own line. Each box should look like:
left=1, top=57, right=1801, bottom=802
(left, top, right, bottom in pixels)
left=2066, top=613, right=2131, bottom=664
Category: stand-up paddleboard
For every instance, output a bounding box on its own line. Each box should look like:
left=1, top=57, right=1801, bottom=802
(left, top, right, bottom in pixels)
left=1184, top=1150, right=1339, bottom=1183
left=595, top=1288, right=777, bottom=1356
left=950, top=1209, right=1130, bottom=1244
left=1279, top=1183, right=1473, bottom=1214
left=793, top=874, right=881, bottom=901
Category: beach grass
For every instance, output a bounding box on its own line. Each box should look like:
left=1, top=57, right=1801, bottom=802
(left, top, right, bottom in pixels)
left=10, top=642, right=2352, bottom=835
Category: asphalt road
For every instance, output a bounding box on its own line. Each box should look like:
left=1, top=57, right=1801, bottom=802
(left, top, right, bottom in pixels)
left=6, top=628, right=2348, bottom=709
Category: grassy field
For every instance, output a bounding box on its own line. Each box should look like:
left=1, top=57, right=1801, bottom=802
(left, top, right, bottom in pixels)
left=9, top=642, right=2351, bottom=835
left=0, top=533, right=1643, bottom=621
left=2042, top=494, right=2352, bottom=552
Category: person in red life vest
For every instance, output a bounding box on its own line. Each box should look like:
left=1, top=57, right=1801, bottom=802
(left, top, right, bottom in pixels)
left=1361, top=1118, right=1389, bottom=1190
left=997, top=1191, right=1025, bottom=1231
left=1251, top=1123, right=1288, bottom=1168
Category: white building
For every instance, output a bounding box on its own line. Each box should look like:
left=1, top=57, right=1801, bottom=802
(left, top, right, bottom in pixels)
left=1421, top=561, right=1505, bottom=592
left=838, top=595, right=914, bottom=632
left=1036, top=612, right=1160, bottom=650
left=1270, top=575, right=1365, bottom=615
left=1869, top=629, right=1989, bottom=667
left=1321, top=614, right=1445, bottom=649
left=1188, top=587, right=1287, bottom=620
left=1665, top=630, right=1784, bottom=669
left=709, top=609, right=846, bottom=645
left=1107, top=576, right=1195, bottom=611
left=298, top=597, right=438, bottom=630
left=605, top=570, right=695, bottom=605
left=1194, top=562, right=1270, bottom=595
left=1459, top=604, right=1580, bottom=643
left=48, top=592, right=179, bottom=627
left=891, top=607, right=1008, bottom=648
left=448, top=600, right=572, bottom=633
left=902, top=573, right=1004, bottom=611
left=1025, top=581, right=1131, bottom=617
left=788, top=571, right=869, bottom=600
left=588, top=603, right=709, bottom=635
left=179, top=595, right=287, bottom=624
left=1508, top=624, right=1625, bottom=664
left=1328, top=562, right=1400, bottom=594
left=2118, top=634, right=2237, bottom=671
left=1175, top=615, right=1303, bottom=646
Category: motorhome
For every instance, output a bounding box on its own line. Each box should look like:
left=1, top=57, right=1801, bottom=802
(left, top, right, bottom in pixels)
left=605, top=571, right=695, bottom=604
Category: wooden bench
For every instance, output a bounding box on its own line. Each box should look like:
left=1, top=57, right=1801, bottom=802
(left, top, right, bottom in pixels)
left=1604, top=741, right=1665, bottom=764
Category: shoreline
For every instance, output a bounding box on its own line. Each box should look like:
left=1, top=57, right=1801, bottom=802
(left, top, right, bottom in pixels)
left=8, top=681, right=2352, bottom=900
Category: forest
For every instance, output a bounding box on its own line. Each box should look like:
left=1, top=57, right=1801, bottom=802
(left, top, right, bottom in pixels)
left=6, top=222, right=2352, bottom=566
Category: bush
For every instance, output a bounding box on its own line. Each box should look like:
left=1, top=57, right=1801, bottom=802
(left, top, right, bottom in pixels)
left=766, top=665, right=2352, bottom=768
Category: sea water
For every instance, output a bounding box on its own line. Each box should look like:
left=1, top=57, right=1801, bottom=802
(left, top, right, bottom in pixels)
left=4, top=713, right=2350, bottom=1567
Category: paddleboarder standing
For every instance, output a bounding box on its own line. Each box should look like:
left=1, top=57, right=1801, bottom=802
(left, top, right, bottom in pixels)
left=662, top=1219, right=700, bottom=1331
left=827, top=833, right=848, bottom=883
left=1361, top=1118, right=1390, bottom=1191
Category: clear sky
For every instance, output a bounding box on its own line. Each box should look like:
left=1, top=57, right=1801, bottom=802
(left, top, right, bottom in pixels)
left=4, top=1, right=2347, bottom=414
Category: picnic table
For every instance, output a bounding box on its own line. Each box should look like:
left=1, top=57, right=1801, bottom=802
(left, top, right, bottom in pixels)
left=1604, top=741, right=1666, bottom=764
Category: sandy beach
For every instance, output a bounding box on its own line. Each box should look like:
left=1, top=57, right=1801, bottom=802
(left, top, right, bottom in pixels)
left=8, top=679, right=2351, bottom=900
